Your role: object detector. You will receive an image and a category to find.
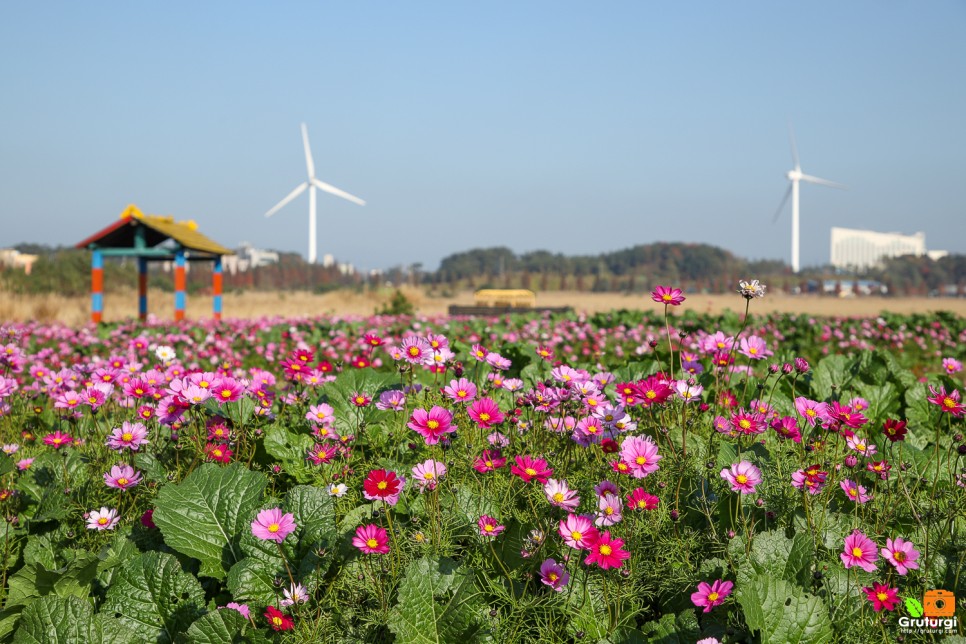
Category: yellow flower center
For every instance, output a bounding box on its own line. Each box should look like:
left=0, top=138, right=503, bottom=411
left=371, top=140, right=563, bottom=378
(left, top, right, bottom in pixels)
left=377, top=481, right=388, bottom=490
left=117, top=478, right=128, bottom=486
left=604, top=507, right=614, bottom=515
left=408, top=347, right=420, bottom=356
left=98, top=517, right=108, bottom=525
left=457, top=390, right=467, bottom=397
left=877, top=592, right=888, bottom=602
left=707, top=592, right=719, bottom=602
left=851, top=547, right=863, bottom=557
left=943, top=397, right=955, bottom=408
left=121, top=433, right=133, bottom=441
left=479, top=413, right=491, bottom=422
left=548, top=572, right=558, bottom=582
left=423, top=472, right=435, bottom=480
left=484, top=524, right=494, bottom=532
left=893, top=551, right=906, bottom=562
left=553, top=492, right=564, bottom=502
left=735, top=474, right=748, bottom=484
left=525, top=468, right=537, bottom=476
left=268, top=523, right=279, bottom=533
left=662, top=294, right=672, bottom=302
left=635, top=456, right=647, bottom=465
left=739, top=419, right=751, bottom=429
left=427, top=420, right=439, bottom=430
left=366, top=538, right=378, bottom=548
left=599, top=544, right=612, bottom=556
left=571, top=531, right=582, bottom=541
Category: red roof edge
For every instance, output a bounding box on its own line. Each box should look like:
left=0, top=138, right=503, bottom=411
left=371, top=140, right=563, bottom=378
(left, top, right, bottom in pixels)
left=75, top=217, right=133, bottom=249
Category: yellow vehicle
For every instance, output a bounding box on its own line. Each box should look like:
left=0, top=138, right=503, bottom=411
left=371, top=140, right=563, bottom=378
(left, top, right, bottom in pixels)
left=473, top=289, right=536, bottom=308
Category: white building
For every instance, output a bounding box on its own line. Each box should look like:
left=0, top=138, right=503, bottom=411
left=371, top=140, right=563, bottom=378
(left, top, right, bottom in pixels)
left=830, top=227, right=927, bottom=270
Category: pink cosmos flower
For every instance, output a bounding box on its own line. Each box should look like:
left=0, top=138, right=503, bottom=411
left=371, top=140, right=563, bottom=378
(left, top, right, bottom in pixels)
left=840, top=479, right=871, bottom=504
left=306, top=403, right=335, bottom=425
left=862, top=583, right=899, bottom=612
left=794, top=397, right=828, bottom=427
left=619, top=435, right=661, bottom=478
left=400, top=337, right=432, bottom=364
left=412, top=459, right=447, bottom=491
left=738, top=336, right=772, bottom=360
left=691, top=579, right=733, bottom=613
left=729, top=410, right=766, bottom=435
left=845, top=435, right=876, bottom=456
left=595, top=492, right=623, bottom=526
left=558, top=514, right=599, bottom=550
left=43, top=431, right=73, bottom=449
left=927, top=385, right=965, bottom=417
left=510, top=455, right=553, bottom=483
left=584, top=530, right=630, bottom=569
left=375, top=390, right=407, bottom=411
left=472, top=449, right=507, bottom=473
left=942, top=357, right=963, bottom=375
left=352, top=523, right=390, bottom=554
left=16, top=458, right=33, bottom=471
left=224, top=603, right=250, bottom=619
left=251, top=508, right=297, bottom=543
left=469, top=344, right=488, bottom=362
left=827, top=401, right=868, bottom=429
left=769, top=416, right=802, bottom=443
left=467, top=398, right=504, bottom=429
left=881, top=537, right=920, bottom=575
left=651, top=285, right=685, bottom=306
left=443, top=377, right=477, bottom=404
left=539, top=558, right=570, bottom=591
left=106, top=421, right=149, bottom=451
left=626, top=488, right=660, bottom=511
left=407, top=406, right=455, bottom=445
left=104, top=464, right=142, bottom=491
left=211, top=377, right=244, bottom=403
left=87, top=507, right=120, bottom=531
left=478, top=515, right=505, bottom=537
left=306, top=443, right=338, bottom=465
left=544, top=479, right=580, bottom=510
left=841, top=530, right=878, bottom=572
left=720, top=461, right=762, bottom=494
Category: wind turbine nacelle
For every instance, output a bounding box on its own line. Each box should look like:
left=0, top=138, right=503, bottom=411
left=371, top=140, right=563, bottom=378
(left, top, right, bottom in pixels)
left=787, top=169, right=802, bottom=181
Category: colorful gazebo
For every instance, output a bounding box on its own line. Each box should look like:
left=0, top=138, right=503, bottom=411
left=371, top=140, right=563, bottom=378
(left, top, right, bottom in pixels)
left=76, top=205, right=233, bottom=323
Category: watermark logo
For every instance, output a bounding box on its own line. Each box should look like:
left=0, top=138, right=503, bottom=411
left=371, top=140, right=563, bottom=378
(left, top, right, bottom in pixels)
left=899, top=590, right=958, bottom=634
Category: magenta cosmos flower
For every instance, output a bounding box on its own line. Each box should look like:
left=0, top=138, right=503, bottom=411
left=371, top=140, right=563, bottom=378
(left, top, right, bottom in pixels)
left=477, top=515, right=505, bottom=537
left=840, top=479, right=871, bottom=504
left=626, top=488, right=659, bottom=511
left=443, top=377, right=477, bottom=404
left=539, top=559, right=570, bottom=592
left=407, top=406, right=455, bottom=445
left=43, top=431, right=73, bottom=449
left=651, top=285, right=685, bottom=306
left=104, top=464, right=142, bottom=491
left=619, top=435, right=661, bottom=478
left=559, top=514, right=599, bottom=550
left=862, top=583, right=900, bottom=612
left=106, top=421, right=149, bottom=451
left=720, top=461, right=762, bottom=494
left=352, top=523, right=390, bottom=554
left=87, top=507, right=120, bottom=531
left=468, top=397, right=505, bottom=429
left=251, top=508, right=297, bottom=543
left=881, top=537, right=920, bottom=575
left=691, top=579, right=733, bottom=613
left=510, top=455, right=553, bottom=483
left=927, top=385, right=965, bottom=417
left=584, top=530, right=630, bottom=569
left=841, top=530, right=878, bottom=572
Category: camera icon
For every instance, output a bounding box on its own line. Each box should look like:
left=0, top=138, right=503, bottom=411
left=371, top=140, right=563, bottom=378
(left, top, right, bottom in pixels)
left=923, top=590, right=956, bottom=618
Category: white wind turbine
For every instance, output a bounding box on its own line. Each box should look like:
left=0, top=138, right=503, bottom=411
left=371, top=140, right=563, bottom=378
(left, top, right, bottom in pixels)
left=772, top=127, right=845, bottom=273
left=265, top=123, right=365, bottom=264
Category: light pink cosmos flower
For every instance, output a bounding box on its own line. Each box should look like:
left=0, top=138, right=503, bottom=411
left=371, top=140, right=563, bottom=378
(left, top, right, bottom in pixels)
left=16, top=458, right=33, bottom=471
left=794, top=397, right=829, bottom=427
left=943, top=357, right=963, bottom=375
left=881, top=537, right=920, bottom=575
left=720, top=461, right=762, bottom=494
left=840, top=479, right=871, bottom=504
left=595, top=492, right=623, bottom=527
left=846, top=436, right=876, bottom=456
left=223, top=603, right=250, bottom=619
left=400, top=337, right=432, bottom=364
left=104, top=464, right=142, bottom=491
left=106, top=421, right=149, bottom=451
left=841, top=530, right=878, bottom=572
left=87, top=507, right=120, bottom=531
left=251, top=508, right=297, bottom=543
left=281, top=583, right=309, bottom=607
left=306, top=403, right=335, bottom=425
left=539, top=558, right=570, bottom=591
left=375, top=390, right=407, bottom=411
left=738, top=336, right=772, bottom=360
left=412, top=459, right=447, bottom=491
left=558, top=514, right=599, bottom=550
left=544, top=479, right=580, bottom=511
left=619, top=435, right=661, bottom=478
left=478, top=515, right=505, bottom=537
left=691, top=579, right=733, bottom=613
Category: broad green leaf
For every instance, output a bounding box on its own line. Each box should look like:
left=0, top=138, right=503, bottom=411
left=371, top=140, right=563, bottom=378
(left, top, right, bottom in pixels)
left=737, top=529, right=813, bottom=589
left=153, top=462, right=267, bottom=579
left=811, top=354, right=851, bottom=401
left=22, top=532, right=59, bottom=570
left=101, top=551, right=205, bottom=643
left=639, top=611, right=701, bottom=643
left=12, top=595, right=136, bottom=644
left=226, top=556, right=280, bottom=607
left=262, top=427, right=314, bottom=482
left=132, top=452, right=167, bottom=483
left=388, top=556, right=487, bottom=644
left=183, top=607, right=271, bottom=644
left=737, top=573, right=833, bottom=644
left=5, top=553, right=99, bottom=609
left=854, top=381, right=899, bottom=425
left=564, top=575, right=612, bottom=642
left=285, top=485, right=336, bottom=546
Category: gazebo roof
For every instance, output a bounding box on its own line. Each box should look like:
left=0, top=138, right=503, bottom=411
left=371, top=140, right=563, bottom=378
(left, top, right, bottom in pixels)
left=75, top=204, right=234, bottom=256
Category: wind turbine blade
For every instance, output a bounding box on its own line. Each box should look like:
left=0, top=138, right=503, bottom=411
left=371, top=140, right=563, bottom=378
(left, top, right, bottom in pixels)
left=301, top=123, right=315, bottom=179
left=311, top=178, right=366, bottom=206
left=772, top=184, right=793, bottom=223
left=788, top=123, right=800, bottom=170
left=264, top=182, right=308, bottom=217
left=800, top=174, right=847, bottom=189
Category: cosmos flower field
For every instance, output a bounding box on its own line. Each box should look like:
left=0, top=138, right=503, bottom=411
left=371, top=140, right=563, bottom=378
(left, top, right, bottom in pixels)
left=0, top=287, right=963, bottom=643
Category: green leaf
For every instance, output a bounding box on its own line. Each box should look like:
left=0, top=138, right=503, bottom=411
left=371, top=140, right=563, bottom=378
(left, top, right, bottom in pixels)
left=101, top=551, right=205, bottom=643
left=262, top=427, right=315, bottom=483
left=12, top=595, right=137, bottom=644
left=132, top=452, right=168, bottom=483
left=226, top=556, right=280, bottom=607
left=639, top=610, right=701, bottom=643
left=183, top=608, right=271, bottom=644
left=737, top=573, right=833, bottom=644
left=904, top=597, right=924, bottom=618
left=5, top=553, right=99, bottom=609
left=286, top=484, right=337, bottom=547
left=811, top=354, right=852, bottom=401
left=388, top=556, right=487, bottom=644
left=153, top=462, right=267, bottom=579
left=737, top=529, right=814, bottom=589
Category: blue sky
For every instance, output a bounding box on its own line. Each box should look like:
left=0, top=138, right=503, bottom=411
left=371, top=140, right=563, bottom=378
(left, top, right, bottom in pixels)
left=1, top=2, right=964, bottom=271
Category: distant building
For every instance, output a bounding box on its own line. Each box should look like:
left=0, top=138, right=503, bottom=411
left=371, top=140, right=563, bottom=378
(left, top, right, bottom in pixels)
left=222, top=243, right=280, bottom=274
left=830, top=227, right=927, bottom=271
left=0, top=249, right=39, bottom=275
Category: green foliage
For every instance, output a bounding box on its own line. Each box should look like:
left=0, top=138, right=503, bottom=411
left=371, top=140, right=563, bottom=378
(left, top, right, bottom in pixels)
left=378, top=289, right=416, bottom=315
left=153, top=463, right=268, bottom=579
left=183, top=608, right=271, bottom=644
left=388, top=556, right=488, bottom=644
left=737, top=574, right=833, bottom=644
left=12, top=595, right=136, bottom=644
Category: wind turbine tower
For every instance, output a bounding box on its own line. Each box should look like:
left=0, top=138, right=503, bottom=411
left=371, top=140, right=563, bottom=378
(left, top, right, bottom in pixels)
left=773, top=128, right=845, bottom=273
left=265, top=124, right=365, bottom=264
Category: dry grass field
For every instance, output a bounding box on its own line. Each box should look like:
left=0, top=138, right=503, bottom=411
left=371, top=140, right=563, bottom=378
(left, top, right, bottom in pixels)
left=2, top=287, right=965, bottom=325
